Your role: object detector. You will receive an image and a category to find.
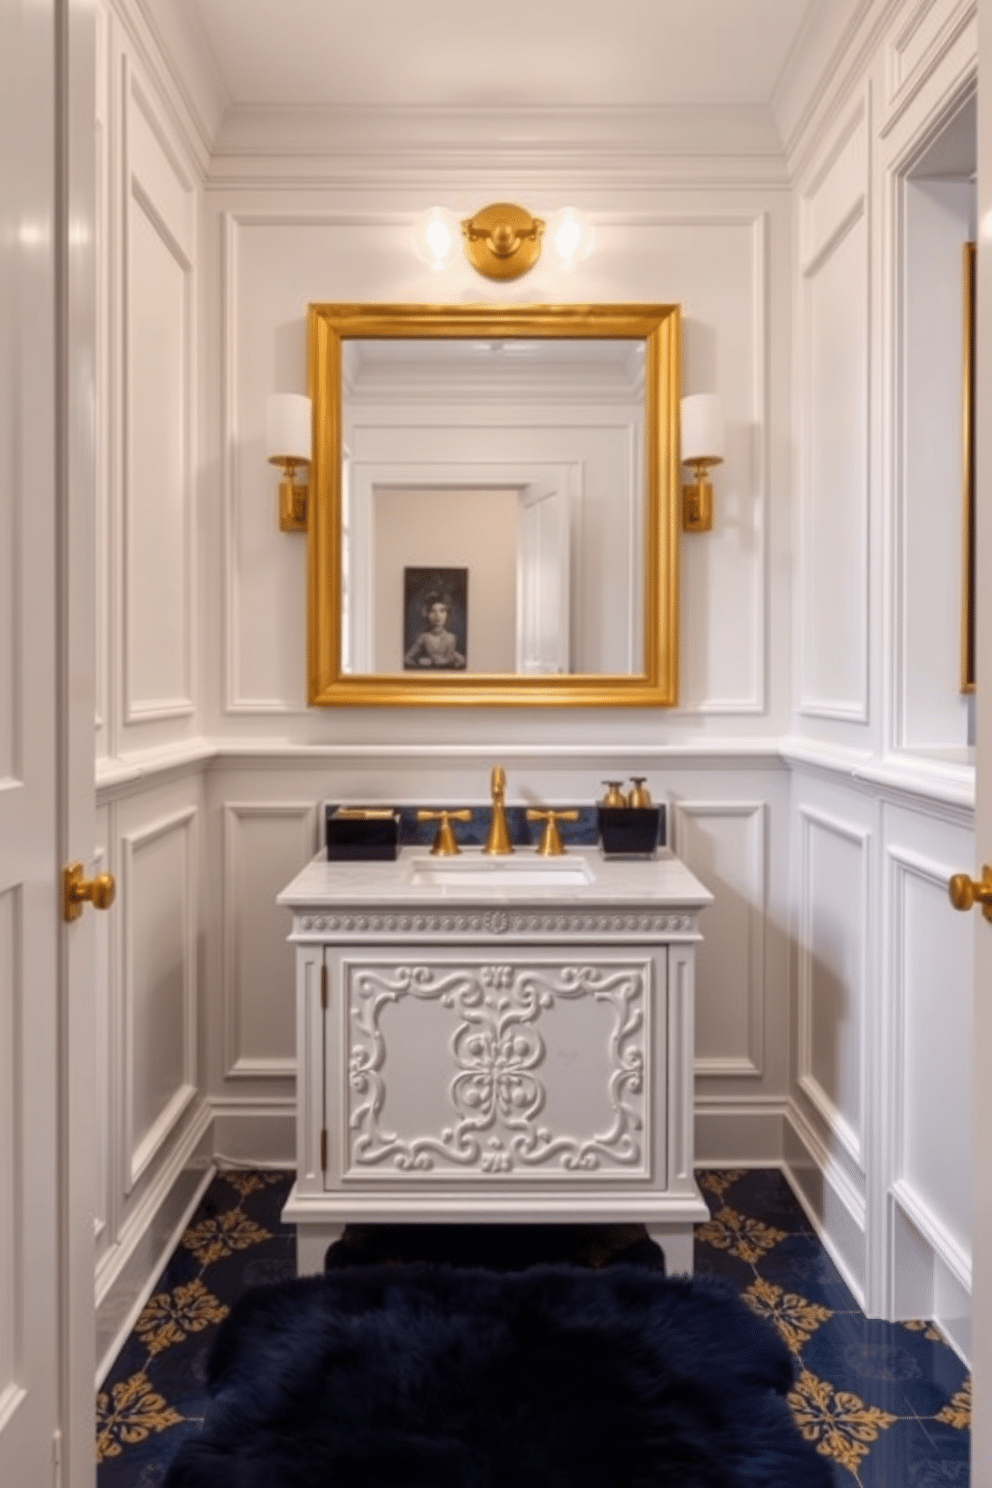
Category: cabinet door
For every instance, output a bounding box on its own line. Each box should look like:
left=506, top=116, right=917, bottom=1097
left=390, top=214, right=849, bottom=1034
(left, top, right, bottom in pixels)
left=324, top=945, right=666, bottom=1186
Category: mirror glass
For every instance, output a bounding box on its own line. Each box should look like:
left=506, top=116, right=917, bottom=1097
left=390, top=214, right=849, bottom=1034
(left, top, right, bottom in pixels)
left=307, top=304, right=680, bottom=707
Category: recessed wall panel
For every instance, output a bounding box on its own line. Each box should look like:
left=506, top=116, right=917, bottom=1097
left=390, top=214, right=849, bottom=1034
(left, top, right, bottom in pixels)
left=799, top=213, right=870, bottom=719
left=223, top=210, right=769, bottom=716
left=673, top=802, right=765, bottom=1075
left=125, top=194, right=191, bottom=719
left=799, top=812, right=867, bottom=1163
left=224, top=803, right=317, bottom=1076
left=125, top=813, right=196, bottom=1184
left=896, top=858, right=973, bottom=1256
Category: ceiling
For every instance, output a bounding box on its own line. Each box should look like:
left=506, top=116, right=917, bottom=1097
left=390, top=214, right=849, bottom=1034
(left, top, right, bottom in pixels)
left=183, top=0, right=827, bottom=115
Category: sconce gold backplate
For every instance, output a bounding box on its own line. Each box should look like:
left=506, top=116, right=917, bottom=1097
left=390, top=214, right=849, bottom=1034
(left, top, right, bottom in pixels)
left=949, top=864, right=992, bottom=922
left=462, top=203, right=545, bottom=281
left=271, top=457, right=309, bottom=532
left=682, top=457, right=722, bottom=533
left=63, top=862, right=116, bottom=922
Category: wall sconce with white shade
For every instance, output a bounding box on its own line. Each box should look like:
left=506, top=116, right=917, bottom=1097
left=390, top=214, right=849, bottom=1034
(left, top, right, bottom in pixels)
left=680, top=393, right=724, bottom=533
left=412, top=202, right=594, bottom=281
left=267, top=393, right=312, bottom=532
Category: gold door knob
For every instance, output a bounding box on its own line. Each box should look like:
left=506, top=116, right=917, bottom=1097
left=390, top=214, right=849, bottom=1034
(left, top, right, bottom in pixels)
left=63, top=863, right=116, bottom=922
left=948, top=865, right=992, bottom=922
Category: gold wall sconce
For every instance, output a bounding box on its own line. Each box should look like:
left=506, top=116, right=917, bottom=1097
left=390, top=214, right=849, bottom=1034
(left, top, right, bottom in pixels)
left=412, top=202, right=594, bottom=280
left=680, top=393, right=724, bottom=533
left=267, top=393, right=312, bottom=532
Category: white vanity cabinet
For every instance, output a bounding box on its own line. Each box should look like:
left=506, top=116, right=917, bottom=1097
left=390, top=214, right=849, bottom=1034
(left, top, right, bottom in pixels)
left=278, top=846, right=712, bottom=1275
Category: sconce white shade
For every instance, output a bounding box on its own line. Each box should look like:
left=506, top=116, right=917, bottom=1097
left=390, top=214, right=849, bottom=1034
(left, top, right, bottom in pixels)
left=412, top=207, right=462, bottom=272
left=680, top=393, right=724, bottom=464
left=545, top=207, right=595, bottom=270
left=266, top=393, right=311, bottom=463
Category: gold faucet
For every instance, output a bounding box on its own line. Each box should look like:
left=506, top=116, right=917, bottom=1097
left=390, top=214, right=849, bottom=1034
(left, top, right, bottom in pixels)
left=483, top=766, right=514, bottom=855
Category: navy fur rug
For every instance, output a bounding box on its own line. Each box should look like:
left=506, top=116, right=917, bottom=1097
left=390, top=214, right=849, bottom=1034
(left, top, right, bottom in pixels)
left=164, top=1262, right=833, bottom=1488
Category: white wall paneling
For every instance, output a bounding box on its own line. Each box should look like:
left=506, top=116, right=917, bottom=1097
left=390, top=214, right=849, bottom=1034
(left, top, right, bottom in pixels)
left=885, top=836, right=973, bottom=1296
left=671, top=801, right=766, bottom=1078
left=796, top=804, right=870, bottom=1173
left=673, top=212, right=770, bottom=717
left=121, top=805, right=199, bottom=1192
left=222, top=801, right=318, bottom=1080
left=215, top=208, right=779, bottom=729
left=797, top=93, right=872, bottom=725
left=122, top=61, right=196, bottom=728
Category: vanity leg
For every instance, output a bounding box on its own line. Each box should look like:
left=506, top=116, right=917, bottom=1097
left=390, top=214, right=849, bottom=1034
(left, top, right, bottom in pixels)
left=295, top=1222, right=345, bottom=1276
left=647, top=1223, right=695, bottom=1277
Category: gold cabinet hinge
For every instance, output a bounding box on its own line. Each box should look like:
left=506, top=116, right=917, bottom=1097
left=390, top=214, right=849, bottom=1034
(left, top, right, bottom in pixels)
left=320, top=1129, right=327, bottom=1170
left=321, top=963, right=328, bottom=1009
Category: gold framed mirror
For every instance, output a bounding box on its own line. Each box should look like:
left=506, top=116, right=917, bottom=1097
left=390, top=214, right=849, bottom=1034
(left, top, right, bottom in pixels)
left=306, top=302, right=681, bottom=706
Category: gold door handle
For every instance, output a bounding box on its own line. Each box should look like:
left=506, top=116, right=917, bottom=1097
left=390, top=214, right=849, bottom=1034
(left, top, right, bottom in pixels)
left=63, top=863, right=116, bottom=922
left=948, top=865, right=992, bottom=921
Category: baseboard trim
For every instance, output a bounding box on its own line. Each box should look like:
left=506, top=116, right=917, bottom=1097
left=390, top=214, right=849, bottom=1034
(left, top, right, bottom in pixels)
left=694, top=1099, right=788, bottom=1166
left=210, top=1098, right=297, bottom=1168
left=95, top=1103, right=215, bottom=1385
left=783, top=1102, right=867, bottom=1310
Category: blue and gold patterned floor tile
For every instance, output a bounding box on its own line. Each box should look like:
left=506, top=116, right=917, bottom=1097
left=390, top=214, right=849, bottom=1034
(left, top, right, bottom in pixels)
left=694, top=1169, right=971, bottom=1486
left=96, top=1169, right=296, bottom=1486
left=96, top=1167, right=971, bottom=1487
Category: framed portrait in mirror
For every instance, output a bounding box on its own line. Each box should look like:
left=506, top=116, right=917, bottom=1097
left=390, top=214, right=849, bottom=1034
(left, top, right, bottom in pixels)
left=403, top=568, right=468, bottom=671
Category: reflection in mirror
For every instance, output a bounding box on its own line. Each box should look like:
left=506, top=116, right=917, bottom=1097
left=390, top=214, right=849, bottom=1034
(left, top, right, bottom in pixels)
left=307, top=304, right=680, bottom=708
left=341, top=338, right=644, bottom=677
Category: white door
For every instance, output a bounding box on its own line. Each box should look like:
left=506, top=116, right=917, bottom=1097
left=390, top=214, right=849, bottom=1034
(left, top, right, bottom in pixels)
left=0, top=1, right=97, bottom=1486
left=516, top=483, right=571, bottom=674
left=967, top=4, right=992, bottom=1475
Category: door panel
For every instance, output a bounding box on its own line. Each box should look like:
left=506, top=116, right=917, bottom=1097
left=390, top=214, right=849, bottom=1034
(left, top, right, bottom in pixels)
left=0, top=0, right=60, bottom=1478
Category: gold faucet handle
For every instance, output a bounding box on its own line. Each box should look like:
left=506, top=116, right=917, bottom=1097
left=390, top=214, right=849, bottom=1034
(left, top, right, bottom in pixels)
left=416, top=808, right=472, bottom=857
left=526, top=808, right=579, bottom=857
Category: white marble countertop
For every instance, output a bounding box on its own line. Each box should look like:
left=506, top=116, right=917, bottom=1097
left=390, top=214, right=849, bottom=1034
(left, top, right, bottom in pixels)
left=278, top=845, right=713, bottom=910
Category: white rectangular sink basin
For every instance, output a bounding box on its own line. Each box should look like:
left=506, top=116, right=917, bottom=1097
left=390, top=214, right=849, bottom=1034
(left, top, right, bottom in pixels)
left=407, top=853, right=594, bottom=888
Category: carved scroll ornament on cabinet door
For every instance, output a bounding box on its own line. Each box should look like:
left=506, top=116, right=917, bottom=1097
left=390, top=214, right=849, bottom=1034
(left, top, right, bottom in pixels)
left=345, top=961, right=650, bottom=1176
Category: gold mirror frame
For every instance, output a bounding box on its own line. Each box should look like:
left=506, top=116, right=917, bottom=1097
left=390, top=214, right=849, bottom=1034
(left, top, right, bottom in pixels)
left=306, top=302, right=681, bottom=707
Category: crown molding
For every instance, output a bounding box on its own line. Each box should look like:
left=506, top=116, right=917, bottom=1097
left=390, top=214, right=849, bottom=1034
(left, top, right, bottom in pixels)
left=776, top=0, right=908, bottom=172
left=123, top=0, right=228, bottom=159
left=205, top=102, right=787, bottom=182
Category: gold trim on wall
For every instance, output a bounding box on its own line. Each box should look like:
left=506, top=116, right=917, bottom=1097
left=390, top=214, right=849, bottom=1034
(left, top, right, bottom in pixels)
left=305, top=303, right=682, bottom=708
left=962, top=241, right=976, bottom=694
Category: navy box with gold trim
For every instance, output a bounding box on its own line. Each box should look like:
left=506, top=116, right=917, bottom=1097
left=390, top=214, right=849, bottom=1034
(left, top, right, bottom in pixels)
left=326, top=807, right=400, bottom=861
